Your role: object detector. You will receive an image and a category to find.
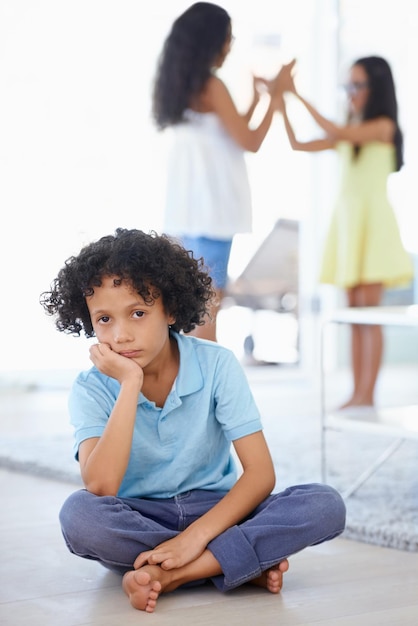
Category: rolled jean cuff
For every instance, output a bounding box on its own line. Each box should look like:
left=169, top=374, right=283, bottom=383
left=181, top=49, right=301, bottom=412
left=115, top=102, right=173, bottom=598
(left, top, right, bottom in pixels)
left=208, top=525, right=260, bottom=591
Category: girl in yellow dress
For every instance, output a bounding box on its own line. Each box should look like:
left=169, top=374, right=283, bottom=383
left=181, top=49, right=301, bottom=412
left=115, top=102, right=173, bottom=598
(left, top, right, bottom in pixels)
left=277, top=56, right=413, bottom=408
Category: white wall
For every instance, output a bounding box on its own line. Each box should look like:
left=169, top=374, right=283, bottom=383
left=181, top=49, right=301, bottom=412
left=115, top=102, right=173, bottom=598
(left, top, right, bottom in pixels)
left=0, top=1, right=173, bottom=372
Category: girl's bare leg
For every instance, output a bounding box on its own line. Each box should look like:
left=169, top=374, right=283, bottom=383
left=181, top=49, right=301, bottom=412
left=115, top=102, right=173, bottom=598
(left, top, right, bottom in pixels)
left=340, top=283, right=383, bottom=408
left=340, top=287, right=363, bottom=408
left=356, top=319, right=383, bottom=405
left=122, top=550, right=289, bottom=612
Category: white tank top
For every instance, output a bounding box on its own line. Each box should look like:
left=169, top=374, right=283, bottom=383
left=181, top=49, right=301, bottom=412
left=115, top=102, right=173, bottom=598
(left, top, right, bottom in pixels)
left=163, top=110, right=252, bottom=239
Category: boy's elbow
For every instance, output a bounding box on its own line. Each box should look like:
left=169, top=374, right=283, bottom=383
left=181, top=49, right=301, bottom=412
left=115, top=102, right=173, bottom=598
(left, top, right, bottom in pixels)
left=84, top=478, right=119, bottom=497
left=265, top=472, right=276, bottom=494
left=259, top=464, right=276, bottom=496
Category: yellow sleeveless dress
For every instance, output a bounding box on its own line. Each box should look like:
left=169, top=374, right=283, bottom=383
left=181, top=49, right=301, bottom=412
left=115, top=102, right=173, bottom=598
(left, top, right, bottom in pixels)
left=319, top=141, right=413, bottom=288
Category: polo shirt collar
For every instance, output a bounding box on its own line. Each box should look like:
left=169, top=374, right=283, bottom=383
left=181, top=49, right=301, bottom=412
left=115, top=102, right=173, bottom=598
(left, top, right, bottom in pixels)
left=172, top=331, right=204, bottom=397
left=137, top=332, right=204, bottom=406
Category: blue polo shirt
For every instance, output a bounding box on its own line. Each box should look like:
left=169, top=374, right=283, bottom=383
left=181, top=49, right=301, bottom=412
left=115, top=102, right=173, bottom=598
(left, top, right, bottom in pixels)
left=68, top=332, right=262, bottom=498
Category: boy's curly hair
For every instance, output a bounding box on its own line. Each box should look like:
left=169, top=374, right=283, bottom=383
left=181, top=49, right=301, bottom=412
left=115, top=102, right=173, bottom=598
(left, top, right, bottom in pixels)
left=40, top=228, right=215, bottom=337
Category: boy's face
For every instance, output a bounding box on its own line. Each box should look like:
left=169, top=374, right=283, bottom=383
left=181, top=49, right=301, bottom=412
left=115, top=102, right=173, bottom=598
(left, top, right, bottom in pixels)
left=86, top=275, right=175, bottom=370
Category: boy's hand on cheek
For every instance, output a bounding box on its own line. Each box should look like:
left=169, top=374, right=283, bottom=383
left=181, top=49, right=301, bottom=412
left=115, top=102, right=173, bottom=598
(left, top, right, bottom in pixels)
left=89, top=343, right=143, bottom=388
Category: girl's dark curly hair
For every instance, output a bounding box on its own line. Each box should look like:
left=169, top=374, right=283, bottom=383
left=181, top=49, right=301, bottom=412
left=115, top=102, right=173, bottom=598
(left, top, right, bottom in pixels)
left=350, top=56, right=403, bottom=171
left=40, top=228, right=215, bottom=337
left=152, top=2, right=231, bottom=129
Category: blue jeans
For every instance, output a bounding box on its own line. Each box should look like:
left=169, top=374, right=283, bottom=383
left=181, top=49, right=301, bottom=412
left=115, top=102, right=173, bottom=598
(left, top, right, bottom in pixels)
left=181, top=236, right=233, bottom=290
left=59, top=484, right=345, bottom=591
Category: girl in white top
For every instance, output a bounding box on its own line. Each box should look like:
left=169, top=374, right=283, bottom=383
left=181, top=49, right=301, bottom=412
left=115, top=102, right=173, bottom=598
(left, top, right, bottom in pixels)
left=152, top=2, right=292, bottom=341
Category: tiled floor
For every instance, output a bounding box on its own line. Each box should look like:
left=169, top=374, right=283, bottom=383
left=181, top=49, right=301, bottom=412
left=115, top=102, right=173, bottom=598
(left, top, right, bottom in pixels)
left=1, top=364, right=418, bottom=625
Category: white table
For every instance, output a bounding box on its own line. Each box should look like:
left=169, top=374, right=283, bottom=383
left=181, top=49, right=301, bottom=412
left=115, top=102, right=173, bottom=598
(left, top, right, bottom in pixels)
left=320, top=305, right=418, bottom=498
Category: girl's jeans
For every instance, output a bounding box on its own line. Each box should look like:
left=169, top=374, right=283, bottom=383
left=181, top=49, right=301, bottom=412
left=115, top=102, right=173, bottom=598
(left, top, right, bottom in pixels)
left=60, top=483, right=346, bottom=591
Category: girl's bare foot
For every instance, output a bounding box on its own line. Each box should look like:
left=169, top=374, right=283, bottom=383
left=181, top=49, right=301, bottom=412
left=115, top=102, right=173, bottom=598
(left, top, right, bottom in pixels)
left=250, top=559, right=289, bottom=594
left=338, top=396, right=374, bottom=410
left=122, top=568, right=162, bottom=612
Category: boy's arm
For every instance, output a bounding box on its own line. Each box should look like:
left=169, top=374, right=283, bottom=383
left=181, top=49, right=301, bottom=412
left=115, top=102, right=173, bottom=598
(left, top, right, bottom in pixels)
left=78, top=343, right=143, bottom=496
left=134, top=430, right=275, bottom=570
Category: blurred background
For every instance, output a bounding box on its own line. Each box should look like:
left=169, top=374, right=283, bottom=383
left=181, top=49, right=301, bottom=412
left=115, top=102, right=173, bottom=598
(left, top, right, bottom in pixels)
left=0, top=0, right=417, bottom=385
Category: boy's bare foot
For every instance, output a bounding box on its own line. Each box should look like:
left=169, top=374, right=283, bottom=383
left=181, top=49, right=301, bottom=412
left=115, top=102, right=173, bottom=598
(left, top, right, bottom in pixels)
left=122, top=568, right=162, bottom=612
left=250, top=559, right=289, bottom=594
left=123, top=557, right=290, bottom=611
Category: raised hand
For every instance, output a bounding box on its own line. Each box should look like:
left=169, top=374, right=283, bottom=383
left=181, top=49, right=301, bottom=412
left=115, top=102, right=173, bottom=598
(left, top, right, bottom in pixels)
left=254, top=59, right=296, bottom=102
left=273, top=58, right=296, bottom=95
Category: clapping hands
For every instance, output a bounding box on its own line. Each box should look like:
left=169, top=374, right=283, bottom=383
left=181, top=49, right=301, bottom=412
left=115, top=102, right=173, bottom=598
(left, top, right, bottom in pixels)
left=254, top=59, right=297, bottom=111
left=272, top=58, right=297, bottom=95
